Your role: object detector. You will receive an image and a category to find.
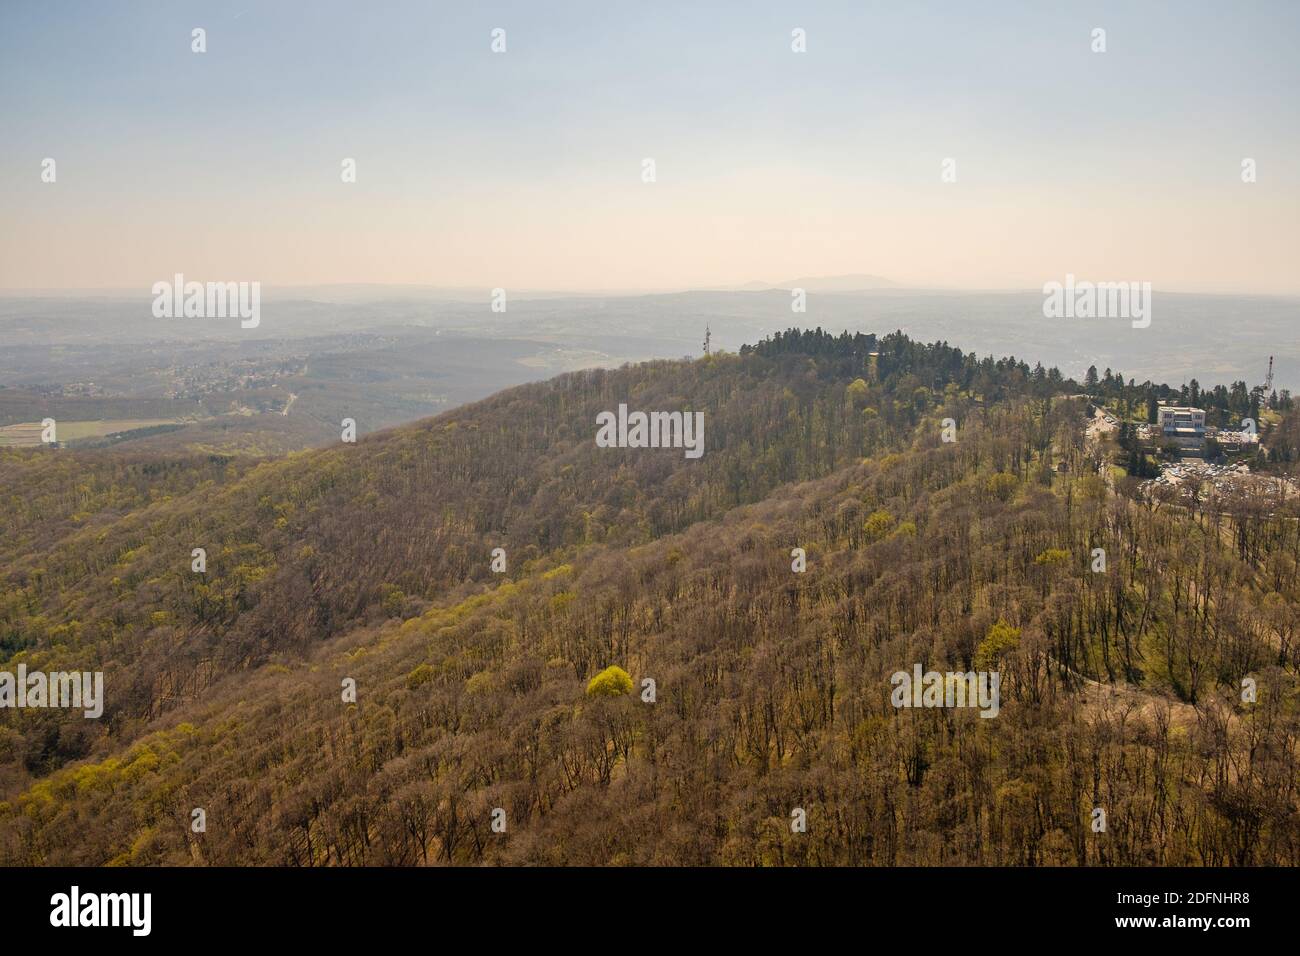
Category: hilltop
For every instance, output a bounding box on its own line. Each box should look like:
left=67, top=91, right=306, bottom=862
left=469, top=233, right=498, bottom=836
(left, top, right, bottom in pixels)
left=0, top=330, right=1297, bottom=866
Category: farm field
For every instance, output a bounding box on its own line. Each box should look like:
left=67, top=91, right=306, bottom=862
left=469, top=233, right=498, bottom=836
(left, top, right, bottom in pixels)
left=0, top=418, right=181, bottom=446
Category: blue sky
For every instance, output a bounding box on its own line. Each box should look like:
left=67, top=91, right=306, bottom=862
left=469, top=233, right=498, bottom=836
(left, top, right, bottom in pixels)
left=2, top=0, right=1297, bottom=292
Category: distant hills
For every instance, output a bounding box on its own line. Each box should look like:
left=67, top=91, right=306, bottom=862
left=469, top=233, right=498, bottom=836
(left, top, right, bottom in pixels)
left=714, top=273, right=898, bottom=293
left=770, top=273, right=897, bottom=292
left=4, top=287, right=1294, bottom=395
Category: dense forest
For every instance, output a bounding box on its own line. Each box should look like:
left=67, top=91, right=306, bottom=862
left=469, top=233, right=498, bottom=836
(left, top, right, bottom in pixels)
left=1, top=330, right=1297, bottom=865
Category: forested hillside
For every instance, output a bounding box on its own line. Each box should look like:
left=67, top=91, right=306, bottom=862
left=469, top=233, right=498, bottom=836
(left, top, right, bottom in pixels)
left=1, top=330, right=1296, bottom=865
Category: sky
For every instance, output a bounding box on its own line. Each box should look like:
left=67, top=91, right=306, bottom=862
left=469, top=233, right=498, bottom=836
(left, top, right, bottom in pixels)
left=1, top=0, right=1297, bottom=294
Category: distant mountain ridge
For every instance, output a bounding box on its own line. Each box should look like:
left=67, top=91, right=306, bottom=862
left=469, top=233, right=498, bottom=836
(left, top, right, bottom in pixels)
left=718, top=273, right=898, bottom=293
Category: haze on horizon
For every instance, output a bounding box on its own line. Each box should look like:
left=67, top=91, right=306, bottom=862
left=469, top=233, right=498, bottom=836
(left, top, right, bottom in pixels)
left=2, top=1, right=1298, bottom=295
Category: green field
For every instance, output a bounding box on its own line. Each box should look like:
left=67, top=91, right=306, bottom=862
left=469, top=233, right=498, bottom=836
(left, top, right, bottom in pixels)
left=0, top=418, right=179, bottom=446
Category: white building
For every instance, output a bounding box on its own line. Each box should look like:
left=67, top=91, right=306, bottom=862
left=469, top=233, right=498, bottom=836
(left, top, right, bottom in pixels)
left=1157, top=405, right=1206, bottom=451
left=1157, top=405, right=1206, bottom=434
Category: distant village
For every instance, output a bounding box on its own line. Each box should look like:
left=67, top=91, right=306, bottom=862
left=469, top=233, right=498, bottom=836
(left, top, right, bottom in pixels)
left=1136, top=402, right=1259, bottom=454
left=1090, top=397, right=1297, bottom=503
left=1077, top=351, right=1297, bottom=506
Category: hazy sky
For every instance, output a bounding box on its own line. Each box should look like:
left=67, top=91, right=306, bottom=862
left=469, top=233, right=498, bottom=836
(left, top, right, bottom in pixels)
left=2, top=1, right=1297, bottom=293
